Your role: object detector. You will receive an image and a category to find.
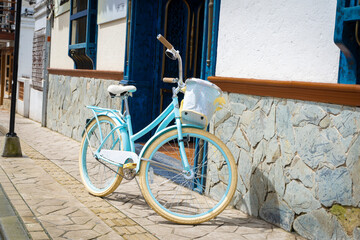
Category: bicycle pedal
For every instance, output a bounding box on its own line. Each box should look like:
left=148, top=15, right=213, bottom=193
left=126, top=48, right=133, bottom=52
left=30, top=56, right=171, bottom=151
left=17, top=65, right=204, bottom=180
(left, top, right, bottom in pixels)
left=123, top=163, right=137, bottom=169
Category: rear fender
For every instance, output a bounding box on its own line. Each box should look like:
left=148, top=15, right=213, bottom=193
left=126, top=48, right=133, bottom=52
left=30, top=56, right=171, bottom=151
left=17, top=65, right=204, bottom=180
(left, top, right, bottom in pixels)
left=82, top=114, right=131, bottom=151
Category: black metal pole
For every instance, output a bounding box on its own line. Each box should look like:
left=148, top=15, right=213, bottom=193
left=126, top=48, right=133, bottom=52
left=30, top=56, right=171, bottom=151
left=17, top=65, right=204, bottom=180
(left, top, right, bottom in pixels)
left=8, top=0, right=22, bottom=137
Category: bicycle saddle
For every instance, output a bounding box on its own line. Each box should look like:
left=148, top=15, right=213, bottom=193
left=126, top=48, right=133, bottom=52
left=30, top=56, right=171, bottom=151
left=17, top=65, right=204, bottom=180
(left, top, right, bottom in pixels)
left=107, top=84, right=137, bottom=96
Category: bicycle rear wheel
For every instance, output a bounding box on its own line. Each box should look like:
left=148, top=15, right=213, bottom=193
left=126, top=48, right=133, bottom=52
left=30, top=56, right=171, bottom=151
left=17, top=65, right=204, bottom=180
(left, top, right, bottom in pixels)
left=79, top=115, right=123, bottom=196
left=139, top=127, right=237, bottom=224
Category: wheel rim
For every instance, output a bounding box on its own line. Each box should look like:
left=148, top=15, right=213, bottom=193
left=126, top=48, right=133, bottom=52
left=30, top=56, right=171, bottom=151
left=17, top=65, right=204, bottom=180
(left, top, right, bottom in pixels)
left=81, top=118, right=122, bottom=193
left=143, top=130, right=234, bottom=219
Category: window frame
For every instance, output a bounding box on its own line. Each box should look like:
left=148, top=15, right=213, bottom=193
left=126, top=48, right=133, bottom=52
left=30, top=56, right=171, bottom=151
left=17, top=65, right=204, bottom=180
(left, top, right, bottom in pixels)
left=68, top=0, right=98, bottom=69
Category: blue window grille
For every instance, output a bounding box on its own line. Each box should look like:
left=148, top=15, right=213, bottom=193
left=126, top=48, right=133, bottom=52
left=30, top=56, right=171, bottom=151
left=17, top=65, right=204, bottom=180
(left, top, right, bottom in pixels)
left=68, top=0, right=97, bottom=69
left=334, top=0, right=360, bottom=84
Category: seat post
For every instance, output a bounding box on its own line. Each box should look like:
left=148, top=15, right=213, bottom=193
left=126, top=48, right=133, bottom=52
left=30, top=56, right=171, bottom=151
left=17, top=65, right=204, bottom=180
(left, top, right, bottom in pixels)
left=123, top=95, right=130, bottom=116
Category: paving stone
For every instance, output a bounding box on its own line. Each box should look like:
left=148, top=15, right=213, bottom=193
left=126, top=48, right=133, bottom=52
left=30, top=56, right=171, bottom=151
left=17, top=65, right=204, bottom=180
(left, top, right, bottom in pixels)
left=145, top=224, right=173, bottom=236
left=175, top=225, right=219, bottom=238
left=29, top=231, right=50, bottom=240
left=114, top=226, right=131, bottom=235
left=98, top=231, right=125, bottom=240
left=36, top=206, right=66, bottom=215
left=25, top=223, right=44, bottom=232
left=235, top=225, right=272, bottom=235
left=213, top=225, right=238, bottom=232
left=131, top=217, right=154, bottom=226
left=197, top=231, right=247, bottom=240
left=63, top=229, right=101, bottom=239
left=242, top=233, right=268, bottom=240
left=266, top=230, right=297, bottom=240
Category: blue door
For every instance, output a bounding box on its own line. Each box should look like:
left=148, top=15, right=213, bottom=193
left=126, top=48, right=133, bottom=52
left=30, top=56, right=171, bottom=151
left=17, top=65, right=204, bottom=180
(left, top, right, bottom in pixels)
left=123, top=0, right=220, bottom=141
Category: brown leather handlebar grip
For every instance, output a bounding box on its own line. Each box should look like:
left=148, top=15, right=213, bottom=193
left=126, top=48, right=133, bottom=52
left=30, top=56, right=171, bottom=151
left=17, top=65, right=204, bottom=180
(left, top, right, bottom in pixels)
left=163, top=77, right=177, bottom=83
left=157, top=34, right=173, bottom=50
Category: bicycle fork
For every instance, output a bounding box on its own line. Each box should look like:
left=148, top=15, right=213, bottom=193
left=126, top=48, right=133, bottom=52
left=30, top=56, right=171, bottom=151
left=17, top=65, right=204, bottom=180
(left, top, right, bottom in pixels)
left=173, top=97, right=194, bottom=179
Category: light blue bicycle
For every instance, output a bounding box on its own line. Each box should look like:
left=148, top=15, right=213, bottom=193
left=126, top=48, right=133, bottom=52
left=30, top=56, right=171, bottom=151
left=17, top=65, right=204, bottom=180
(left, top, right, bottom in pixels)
left=79, top=35, right=237, bottom=224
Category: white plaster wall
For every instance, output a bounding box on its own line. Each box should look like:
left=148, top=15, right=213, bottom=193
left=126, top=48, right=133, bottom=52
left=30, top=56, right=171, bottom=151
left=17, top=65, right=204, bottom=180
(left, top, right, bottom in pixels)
left=29, top=83, right=43, bottom=122
left=34, top=1, right=46, bottom=32
left=16, top=78, right=30, bottom=118
left=18, top=17, right=35, bottom=79
left=216, top=0, right=340, bottom=83
left=50, top=11, right=74, bottom=69
left=96, top=18, right=127, bottom=71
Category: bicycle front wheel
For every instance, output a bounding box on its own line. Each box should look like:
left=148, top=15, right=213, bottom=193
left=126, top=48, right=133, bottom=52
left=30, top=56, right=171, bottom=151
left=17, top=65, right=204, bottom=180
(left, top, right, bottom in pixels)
left=139, top=127, right=237, bottom=224
left=79, top=115, right=123, bottom=197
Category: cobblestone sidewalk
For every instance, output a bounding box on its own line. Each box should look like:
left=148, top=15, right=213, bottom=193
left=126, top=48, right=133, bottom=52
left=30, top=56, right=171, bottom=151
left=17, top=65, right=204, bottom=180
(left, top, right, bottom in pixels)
left=0, top=110, right=304, bottom=240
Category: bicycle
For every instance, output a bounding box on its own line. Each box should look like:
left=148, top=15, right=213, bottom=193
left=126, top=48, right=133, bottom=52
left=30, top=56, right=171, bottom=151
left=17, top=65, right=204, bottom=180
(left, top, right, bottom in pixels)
left=79, top=34, right=237, bottom=224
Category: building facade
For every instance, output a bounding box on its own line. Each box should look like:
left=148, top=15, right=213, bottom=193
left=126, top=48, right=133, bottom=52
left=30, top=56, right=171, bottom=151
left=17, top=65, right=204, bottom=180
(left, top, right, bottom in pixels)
left=0, top=0, right=35, bottom=117
left=46, top=1, right=360, bottom=239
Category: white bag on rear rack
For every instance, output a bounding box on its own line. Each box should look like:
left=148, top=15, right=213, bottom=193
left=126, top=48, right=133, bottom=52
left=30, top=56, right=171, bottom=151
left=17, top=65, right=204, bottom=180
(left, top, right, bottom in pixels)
left=181, top=78, right=222, bottom=128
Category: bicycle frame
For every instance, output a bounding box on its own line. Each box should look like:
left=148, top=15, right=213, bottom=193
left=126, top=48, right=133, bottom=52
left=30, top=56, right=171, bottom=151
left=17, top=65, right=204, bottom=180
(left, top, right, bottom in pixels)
left=84, top=34, right=203, bottom=176
left=86, top=92, right=198, bottom=174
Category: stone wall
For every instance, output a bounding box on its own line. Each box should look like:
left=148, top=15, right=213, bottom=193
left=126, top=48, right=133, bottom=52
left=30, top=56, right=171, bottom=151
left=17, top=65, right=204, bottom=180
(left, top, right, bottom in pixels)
left=47, top=74, right=122, bottom=141
left=210, top=93, right=360, bottom=239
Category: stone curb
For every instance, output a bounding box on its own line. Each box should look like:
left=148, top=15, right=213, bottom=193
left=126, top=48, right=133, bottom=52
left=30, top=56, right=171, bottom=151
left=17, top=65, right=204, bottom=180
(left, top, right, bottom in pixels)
left=0, top=183, right=31, bottom=240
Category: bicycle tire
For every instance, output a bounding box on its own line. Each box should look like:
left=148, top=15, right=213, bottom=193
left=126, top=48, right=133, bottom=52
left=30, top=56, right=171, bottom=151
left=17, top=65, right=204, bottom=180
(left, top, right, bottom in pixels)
left=79, top=115, right=123, bottom=196
left=139, top=127, right=237, bottom=224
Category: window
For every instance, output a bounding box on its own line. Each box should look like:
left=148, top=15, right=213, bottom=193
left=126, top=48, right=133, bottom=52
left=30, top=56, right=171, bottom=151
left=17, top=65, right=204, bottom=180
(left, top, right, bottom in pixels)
left=334, top=0, right=360, bottom=84
left=68, top=0, right=97, bottom=69
left=32, top=30, right=45, bottom=91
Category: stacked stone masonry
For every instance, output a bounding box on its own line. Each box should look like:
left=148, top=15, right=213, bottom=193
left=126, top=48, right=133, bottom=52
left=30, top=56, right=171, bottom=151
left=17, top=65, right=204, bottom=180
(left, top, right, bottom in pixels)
left=210, top=92, right=360, bottom=240
left=47, top=74, right=122, bottom=142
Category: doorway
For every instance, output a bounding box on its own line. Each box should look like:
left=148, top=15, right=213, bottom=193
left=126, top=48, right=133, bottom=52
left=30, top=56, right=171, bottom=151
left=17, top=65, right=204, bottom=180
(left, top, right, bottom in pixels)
left=155, top=0, right=205, bottom=114
left=124, top=0, right=220, bottom=140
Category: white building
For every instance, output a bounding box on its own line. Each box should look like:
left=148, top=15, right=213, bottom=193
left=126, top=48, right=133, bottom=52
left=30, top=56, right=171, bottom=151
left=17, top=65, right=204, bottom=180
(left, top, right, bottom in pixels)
left=46, top=1, right=360, bottom=239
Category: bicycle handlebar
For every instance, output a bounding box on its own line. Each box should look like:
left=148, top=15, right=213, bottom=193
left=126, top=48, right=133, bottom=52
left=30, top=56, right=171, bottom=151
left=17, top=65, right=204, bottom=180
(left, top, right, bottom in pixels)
left=157, top=34, right=185, bottom=90
left=163, top=77, right=178, bottom=83
left=157, top=34, right=173, bottom=50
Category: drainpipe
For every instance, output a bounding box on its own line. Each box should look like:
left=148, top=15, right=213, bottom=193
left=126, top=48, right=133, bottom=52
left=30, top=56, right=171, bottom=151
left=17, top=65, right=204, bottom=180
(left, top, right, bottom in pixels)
left=41, top=0, right=52, bottom=127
